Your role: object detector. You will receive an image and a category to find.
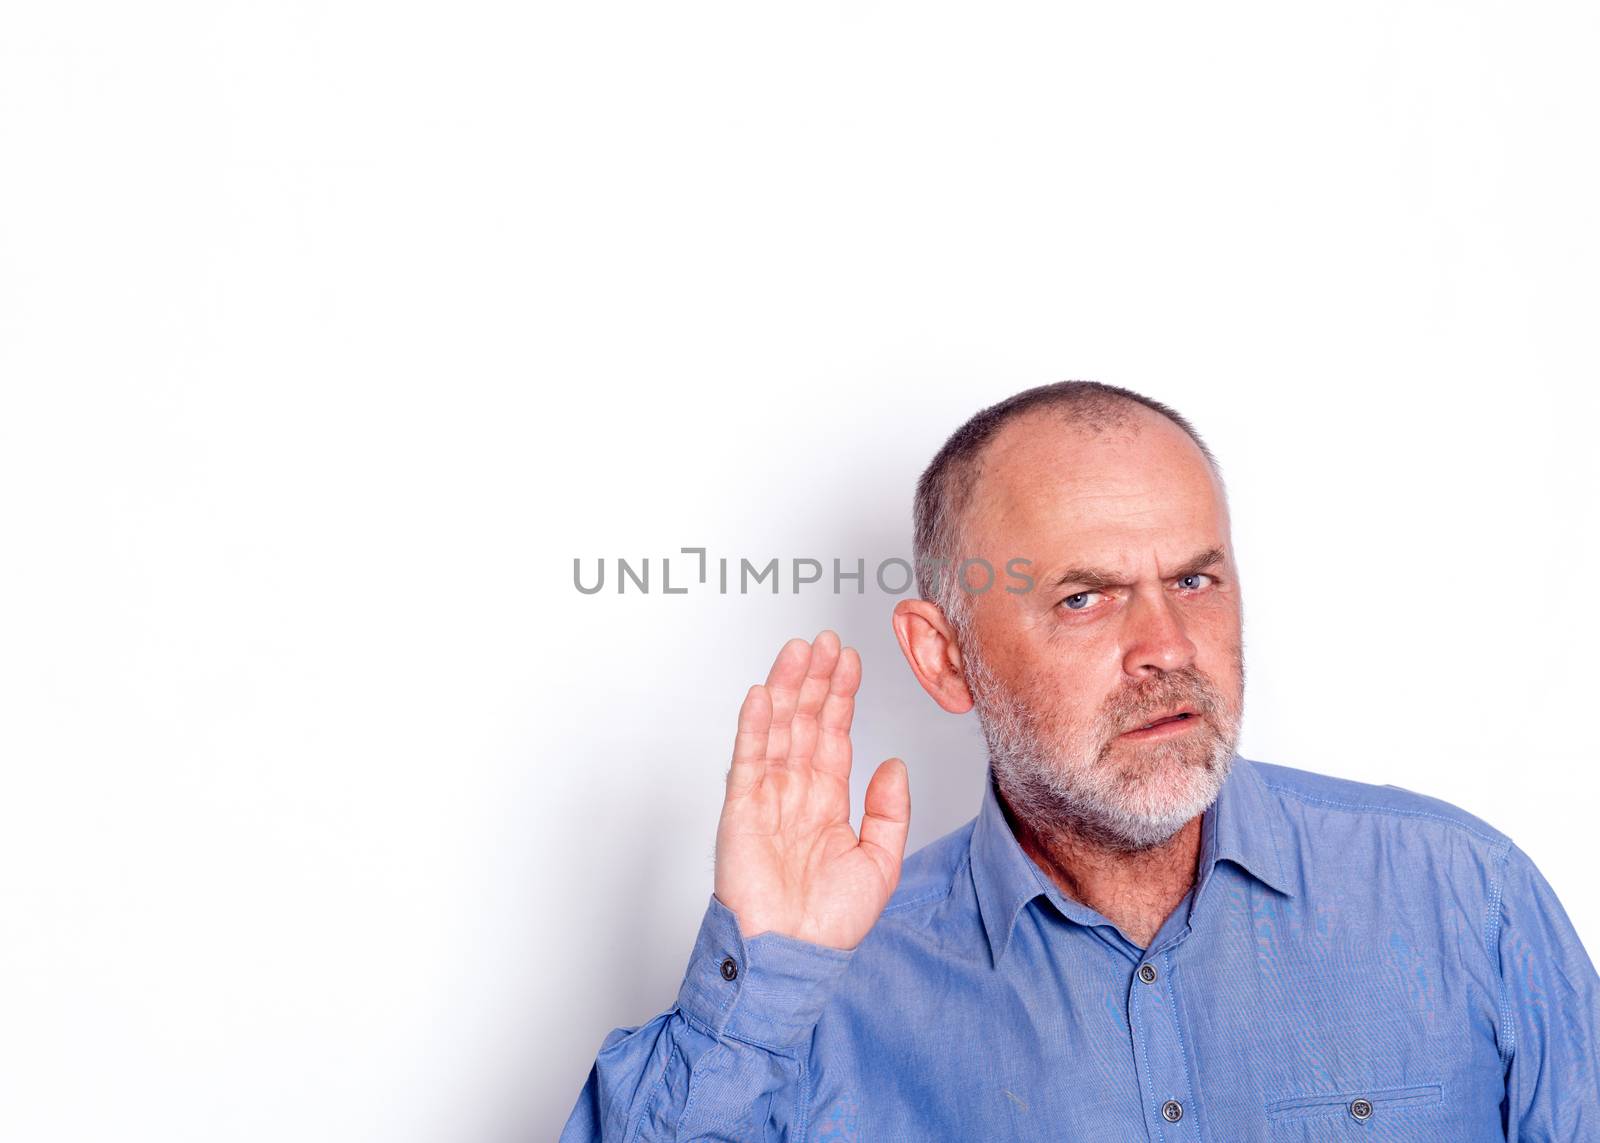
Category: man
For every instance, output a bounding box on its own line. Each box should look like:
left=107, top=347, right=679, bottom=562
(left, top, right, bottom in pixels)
left=561, top=381, right=1599, bottom=1141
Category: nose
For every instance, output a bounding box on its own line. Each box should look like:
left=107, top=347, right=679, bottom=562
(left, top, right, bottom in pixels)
left=1120, top=588, right=1197, bottom=679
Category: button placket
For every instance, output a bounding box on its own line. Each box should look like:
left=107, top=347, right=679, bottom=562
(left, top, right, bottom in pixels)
left=1128, top=950, right=1199, bottom=1139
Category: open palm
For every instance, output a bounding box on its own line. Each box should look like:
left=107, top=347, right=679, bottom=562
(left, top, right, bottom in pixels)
left=713, top=630, right=911, bottom=951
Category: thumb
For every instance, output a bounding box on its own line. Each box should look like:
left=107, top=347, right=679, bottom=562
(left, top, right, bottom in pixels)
left=858, top=757, right=911, bottom=886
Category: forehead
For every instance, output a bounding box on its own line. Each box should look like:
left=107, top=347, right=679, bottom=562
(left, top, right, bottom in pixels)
left=961, top=406, right=1227, bottom=563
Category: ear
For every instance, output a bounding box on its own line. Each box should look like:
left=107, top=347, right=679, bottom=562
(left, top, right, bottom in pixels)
left=891, top=598, right=975, bottom=714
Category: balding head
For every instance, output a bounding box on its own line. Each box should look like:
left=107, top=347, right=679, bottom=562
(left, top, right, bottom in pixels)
left=912, top=380, right=1224, bottom=629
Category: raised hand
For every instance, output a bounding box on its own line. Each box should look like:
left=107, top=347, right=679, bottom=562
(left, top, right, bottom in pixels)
left=713, top=630, right=911, bottom=951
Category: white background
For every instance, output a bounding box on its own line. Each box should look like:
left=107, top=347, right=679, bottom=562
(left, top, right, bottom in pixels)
left=3, top=2, right=1598, bottom=1140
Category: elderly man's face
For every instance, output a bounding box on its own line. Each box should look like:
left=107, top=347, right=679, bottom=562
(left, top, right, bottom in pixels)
left=956, top=407, right=1244, bottom=851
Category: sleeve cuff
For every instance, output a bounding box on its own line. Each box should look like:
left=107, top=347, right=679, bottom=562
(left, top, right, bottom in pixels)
left=675, top=891, right=856, bottom=1049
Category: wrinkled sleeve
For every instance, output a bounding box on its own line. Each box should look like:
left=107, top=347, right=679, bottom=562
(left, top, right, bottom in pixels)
left=560, top=892, right=856, bottom=1142
left=1496, top=841, right=1600, bottom=1141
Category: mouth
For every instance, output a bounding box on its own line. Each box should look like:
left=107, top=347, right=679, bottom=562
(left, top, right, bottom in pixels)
left=1118, top=709, right=1200, bottom=740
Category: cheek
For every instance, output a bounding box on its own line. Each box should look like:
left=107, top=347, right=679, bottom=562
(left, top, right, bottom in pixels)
left=1199, top=641, right=1246, bottom=709
left=1190, top=603, right=1242, bottom=657
left=1014, top=655, right=1115, bottom=731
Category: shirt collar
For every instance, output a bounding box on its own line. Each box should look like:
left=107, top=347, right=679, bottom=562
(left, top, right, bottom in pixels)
left=969, top=753, right=1297, bottom=966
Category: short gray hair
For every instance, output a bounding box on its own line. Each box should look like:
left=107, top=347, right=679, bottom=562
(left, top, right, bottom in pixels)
left=911, top=380, right=1221, bottom=632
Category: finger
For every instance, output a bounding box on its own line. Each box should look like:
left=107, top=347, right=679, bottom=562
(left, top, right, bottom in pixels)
left=858, top=757, right=911, bottom=889
left=763, top=636, right=812, bottom=711
left=793, top=630, right=841, bottom=723
left=813, top=645, right=861, bottom=780
left=726, top=684, right=772, bottom=797
left=788, top=630, right=841, bottom=766
left=761, top=637, right=812, bottom=761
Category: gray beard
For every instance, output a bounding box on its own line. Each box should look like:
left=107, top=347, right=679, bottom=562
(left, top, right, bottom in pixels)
left=963, top=639, right=1241, bottom=854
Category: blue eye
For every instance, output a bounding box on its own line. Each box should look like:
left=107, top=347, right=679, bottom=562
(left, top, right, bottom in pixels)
left=1061, top=591, right=1099, bottom=610
left=1178, top=573, right=1214, bottom=591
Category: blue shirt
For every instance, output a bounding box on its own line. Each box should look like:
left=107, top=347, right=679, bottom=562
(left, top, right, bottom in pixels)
left=562, top=755, right=1600, bottom=1141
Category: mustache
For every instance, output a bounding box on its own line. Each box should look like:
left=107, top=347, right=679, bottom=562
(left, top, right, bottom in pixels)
left=1101, top=668, right=1221, bottom=728
left=961, top=646, right=1238, bottom=743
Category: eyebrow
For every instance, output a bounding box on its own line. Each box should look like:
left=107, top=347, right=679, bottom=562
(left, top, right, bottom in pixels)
left=1048, top=546, right=1227, bottom=591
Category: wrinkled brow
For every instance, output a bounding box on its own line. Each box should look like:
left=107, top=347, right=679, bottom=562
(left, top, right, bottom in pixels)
left=1047, top=546, right=1226, bottom=590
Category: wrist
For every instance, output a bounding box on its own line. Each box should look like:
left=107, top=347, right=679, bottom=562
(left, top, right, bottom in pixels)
left=676, top=891, right=857, bottom=1049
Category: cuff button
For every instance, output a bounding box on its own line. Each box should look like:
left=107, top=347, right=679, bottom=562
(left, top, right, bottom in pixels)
left=719, top=956, right=739, bottom=981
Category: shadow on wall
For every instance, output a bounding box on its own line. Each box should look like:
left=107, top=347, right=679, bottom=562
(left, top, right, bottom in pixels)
left=827, top=516, right=995, bottom=861
left=503, top=503, right=993, bottom=1142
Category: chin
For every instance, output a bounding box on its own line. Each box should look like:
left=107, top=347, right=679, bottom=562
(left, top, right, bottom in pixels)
left=1116, top=744, right=1233, bottom=821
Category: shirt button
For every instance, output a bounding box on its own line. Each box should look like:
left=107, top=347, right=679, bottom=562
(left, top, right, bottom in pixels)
left=1161, top=1099, right=1183, bottom=1123
left=1349, top=1098, right=1373, bottom=1121
left=719, top=956, right=738, bottom=981
left=1138, top=963, right=1158, bottom=984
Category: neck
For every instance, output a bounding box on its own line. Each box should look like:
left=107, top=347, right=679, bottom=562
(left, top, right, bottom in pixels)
left=998, top=786, right=1203, bottom=949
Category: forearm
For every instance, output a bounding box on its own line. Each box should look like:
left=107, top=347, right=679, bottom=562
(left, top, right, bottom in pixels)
left=560, top=893, right=855, bottom=1142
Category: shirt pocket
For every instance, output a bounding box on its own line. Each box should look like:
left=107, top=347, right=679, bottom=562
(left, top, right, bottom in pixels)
left=1265, top=1081, right=1444, bottom=1141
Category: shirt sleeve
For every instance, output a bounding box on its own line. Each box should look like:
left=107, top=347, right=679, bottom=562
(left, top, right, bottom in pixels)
left=559, top=891, right=857, bottom=1142
left=1495, top=841, right=1600, bottom=1141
